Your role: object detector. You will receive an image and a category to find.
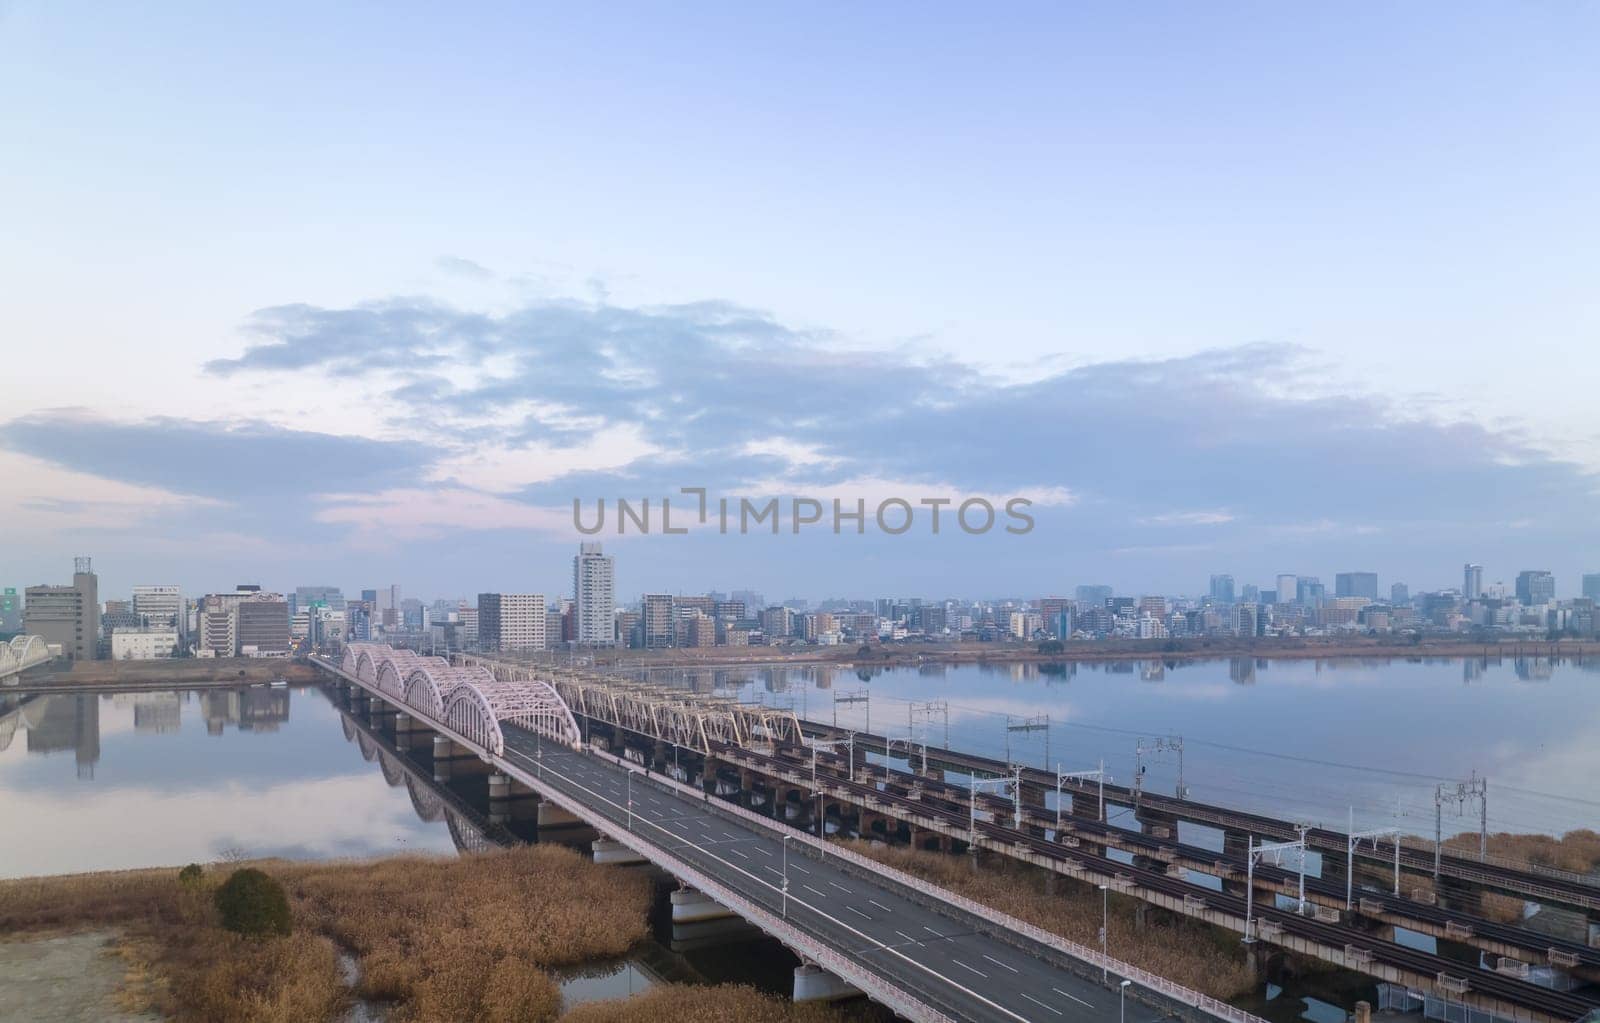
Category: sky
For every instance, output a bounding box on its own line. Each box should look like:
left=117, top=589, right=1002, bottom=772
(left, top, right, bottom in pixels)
left=1, top=2, right=1597, bottom=603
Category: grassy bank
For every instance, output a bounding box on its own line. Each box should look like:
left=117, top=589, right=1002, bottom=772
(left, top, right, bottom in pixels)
left=838, top=840, right=1256, bottom=1000
left=0, top=846, right=673, bottom=1022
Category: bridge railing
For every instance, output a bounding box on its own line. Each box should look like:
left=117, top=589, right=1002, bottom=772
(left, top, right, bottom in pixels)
left=615, top=747, right=1270, bottom=1023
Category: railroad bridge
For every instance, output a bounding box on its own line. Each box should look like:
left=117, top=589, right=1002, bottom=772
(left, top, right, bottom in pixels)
left=317, top=646, right=1600, bottom=1023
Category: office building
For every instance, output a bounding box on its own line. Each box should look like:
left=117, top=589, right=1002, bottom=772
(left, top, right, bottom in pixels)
left=1209, top=574, right=1235, bottom=604
left=236, top=593, right=290, bottom=655
left=1075, top=584, right=1113, bottom=606
left=1390, top=583, right=1410, bottom=606
left=1463, top=564, right=1484, bottom=601
left=1276, top=575, right=1298, bottom=605
left=111, top=627, right=179, bottom=660
left=1583, top=574, right=1600, bottom=602
left=25, top=557, right=100, bottom=660
left=295, top=586, right=346, bottom=612
left=1335, top=572, right=1379, bottom=601
left=573, top=542, right=616, bottom=646
left=0, top=587, right=20, bottom=634
left=1516, top=570, right=1556, bottom=606
left=1296, top=577, right=1325, bottom=606
left=476, top=593, right=547, bottom=651
left=132, top=585, right=184, bottom=634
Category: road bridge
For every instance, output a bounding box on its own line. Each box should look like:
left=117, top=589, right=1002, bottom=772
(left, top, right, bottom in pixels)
left=453, top=650, right=1600, bottom=1023
left=320, top=646, right=1263, bottom=1023
left=0, top=635, right=53, bottom=684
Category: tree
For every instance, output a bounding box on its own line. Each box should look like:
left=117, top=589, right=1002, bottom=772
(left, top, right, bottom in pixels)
left=178, top=863, right=204, bottom=887
left=213, top=868, right=292, bottom=937
left=1036, top=639, right=1064, bottom=655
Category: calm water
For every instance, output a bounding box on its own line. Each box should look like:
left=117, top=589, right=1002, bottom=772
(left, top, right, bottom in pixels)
left=631, top=655, right=1600, bottom=840
left=0, top=684, right=465, bottom=877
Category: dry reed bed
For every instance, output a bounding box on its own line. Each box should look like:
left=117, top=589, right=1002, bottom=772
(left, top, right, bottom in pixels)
left=837, top=840, right=1257, bottom=999
left=1444, top=829, right=1600, bottom=876
left=0, top=845, right=654, bottom=1023
left=561, top=984, right=842, bottom=1023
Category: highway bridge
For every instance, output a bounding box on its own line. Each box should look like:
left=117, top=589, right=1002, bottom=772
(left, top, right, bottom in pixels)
left=0, top=635, right=53, bottom=684
left=320, top=645, right=1263, bottom=1023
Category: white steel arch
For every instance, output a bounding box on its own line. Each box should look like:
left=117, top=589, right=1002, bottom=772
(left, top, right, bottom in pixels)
left=441, top=676, right=582, bottom=756
left=402, top=664, right=494, bottom=721
left=1, top=635, right=53, bottom=681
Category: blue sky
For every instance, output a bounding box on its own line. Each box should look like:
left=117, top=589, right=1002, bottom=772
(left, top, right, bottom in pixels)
left=2, top=2, right=1596, bottom=602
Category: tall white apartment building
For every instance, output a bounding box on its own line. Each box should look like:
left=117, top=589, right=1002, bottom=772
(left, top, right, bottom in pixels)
left=573, top=542, right=615, bottom=646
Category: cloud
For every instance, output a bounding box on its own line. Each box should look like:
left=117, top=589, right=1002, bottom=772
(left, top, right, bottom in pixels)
left=1, top=409, right=429, bottom=500
left=436, top=255, right=495, bottom=281
left=11, top=289, right=1600, bottom=597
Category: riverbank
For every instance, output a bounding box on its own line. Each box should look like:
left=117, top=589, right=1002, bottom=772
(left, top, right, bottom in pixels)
left=9, top=658, right=318, bottom=693
left=594, top=636, right=1600, bottom=671
left=0, top=848, right=836, bottom=1023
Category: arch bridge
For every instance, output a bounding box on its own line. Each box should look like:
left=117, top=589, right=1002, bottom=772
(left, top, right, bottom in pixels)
left=0, top=635, right=54, bottom=683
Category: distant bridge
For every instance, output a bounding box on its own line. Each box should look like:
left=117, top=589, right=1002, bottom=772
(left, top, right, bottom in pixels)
left=0, top=635, right=53, bottom=683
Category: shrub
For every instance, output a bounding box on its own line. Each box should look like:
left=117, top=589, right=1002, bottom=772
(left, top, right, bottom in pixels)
left=178, top=863, right=204, bottom=887
left=213, top=868, right=291, bottom=937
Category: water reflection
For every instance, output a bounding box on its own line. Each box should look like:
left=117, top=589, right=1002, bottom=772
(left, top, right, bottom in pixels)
left=626, top=656, right=1600, bottom=838
left=0, top=684, right=457, bottom=877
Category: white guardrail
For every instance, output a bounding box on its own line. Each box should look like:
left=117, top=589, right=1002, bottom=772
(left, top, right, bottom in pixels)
left=321, top=656, right=1265, bottom=1023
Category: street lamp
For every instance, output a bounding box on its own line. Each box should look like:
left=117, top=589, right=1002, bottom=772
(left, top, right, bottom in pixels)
left=1097, top=884, right=1109, bottom=982
left=626, top=769, right=633, bottom=832
left=781, top=834, right=793, bottom=918
left=1119, top=979, right=1131, bottom=1023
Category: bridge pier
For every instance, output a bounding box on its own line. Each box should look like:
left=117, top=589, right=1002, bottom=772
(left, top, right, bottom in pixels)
left=792, top=962, right=862, bottom=1003
left=537, top=800, right=584, bottom=829
left=592, top=838, right=647, bottom=865
left=670, top=887, right=739, bottom=923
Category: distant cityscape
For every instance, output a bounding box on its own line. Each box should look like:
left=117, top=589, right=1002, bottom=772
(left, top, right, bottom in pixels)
left=5, top=550, right=1599, bottom=662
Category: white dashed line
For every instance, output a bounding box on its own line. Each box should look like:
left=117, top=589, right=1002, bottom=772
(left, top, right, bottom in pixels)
left=1052, top=987, right=1094, bottom=1008
left=982, top=954, right=1018, bottom=973
left=844, top=905, right=873, bottom=921
left=1020, top=992, right=1063, bottom=1016
left=951, top=959, right=987, bottom=979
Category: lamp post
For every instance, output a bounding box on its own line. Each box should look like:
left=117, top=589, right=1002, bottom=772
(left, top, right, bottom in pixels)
left=1119, top=979, right=1131, bottom=1022
left=782, top=834, right=793, bottom=919
left=1097, top=883, right=1109, bottom=982
left=626, top=769, right=633, bottom=832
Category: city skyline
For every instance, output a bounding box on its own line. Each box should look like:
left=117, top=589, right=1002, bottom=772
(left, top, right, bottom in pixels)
left=4, top=4, right=1598, bottom=598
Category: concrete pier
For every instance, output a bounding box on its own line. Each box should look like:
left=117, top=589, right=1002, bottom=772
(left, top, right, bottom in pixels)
left=793, top=963, right=862, bottom=1003
left=537, top=801, right=583, bottom=828
left=592, top=838, right=647, bottom=865
left=670, top=887, right=739, bottom=923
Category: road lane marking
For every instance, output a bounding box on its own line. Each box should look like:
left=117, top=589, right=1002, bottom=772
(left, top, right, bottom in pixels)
left=730, top=848, right=749, bottom=859
left=894, top=929, right=921, bottom=945
left=868, top=899, right=892, bottom=913
left=923, top=926, right=945, bottom=937
left=982, top=954, right=1018, bottom=973
left=1020, top=992, right=1063, bottom=1016
left=844, top=905, right=873, bottom=921
left=951, top=958, right=988, bottom=978
left=1052, top=987, right=1094, bottom=1008
left=789, top=863, right=811, bottom=874
left=803, top=884, right=828, bottom=897
left=828, top=881, right=852, bottom=894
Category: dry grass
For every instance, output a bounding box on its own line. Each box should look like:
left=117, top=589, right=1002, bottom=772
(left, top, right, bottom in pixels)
left=1445, top=829, right=1600, bottom=876
left=0, top=845, right=654, bottom=1023
left=838, top=841, right=1257, bottom=1000
left=560, top=984, right=840, bottom=1023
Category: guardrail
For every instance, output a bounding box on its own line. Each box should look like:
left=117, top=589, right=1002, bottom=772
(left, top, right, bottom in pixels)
left=625, top=747, right=1270, bottom=1023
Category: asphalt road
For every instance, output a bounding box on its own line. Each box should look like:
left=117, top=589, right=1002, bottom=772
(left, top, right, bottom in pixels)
left=500, top=724, right=1171, bottom=1023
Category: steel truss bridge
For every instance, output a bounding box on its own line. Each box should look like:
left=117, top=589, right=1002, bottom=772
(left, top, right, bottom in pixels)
left=323, top=644, right=1261, bottom=1023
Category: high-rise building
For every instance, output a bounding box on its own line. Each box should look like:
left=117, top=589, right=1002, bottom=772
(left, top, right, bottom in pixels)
left=573, top=542, right=616, bottom=646
left=1515, top=570, right=1555, bottom=606
left=0, top=587, right=20, bottom=634
left=25, top=557, right=100, bottom=660
left=295, top=586, right=346, bottom=612
left=642, top=594, right=675, bottom=648
left=1276, top=575, right=1298, bottom=605
left=1390, top=583, right=1410, bottom=606
left=1208, top=574, right=1236, bottom=604
left=1296, top=577, right=1325, bottom=606
left=132, top=585, right=184, bottom=634
left=1075, top=584, right=1113, bottom=606
left=1463, top=564, right=1484, bottom=601
left=1582, top=574, right=1600, bottom=602
left=476, top=593, right=546, bottom=651
left=1335, top=572, right=1379, bottom=601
